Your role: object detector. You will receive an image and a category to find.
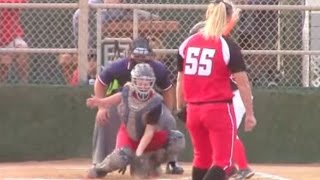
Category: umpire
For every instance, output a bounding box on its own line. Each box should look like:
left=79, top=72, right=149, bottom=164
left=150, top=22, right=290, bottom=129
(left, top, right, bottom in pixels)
left=88, top=37, right=184, bottom=178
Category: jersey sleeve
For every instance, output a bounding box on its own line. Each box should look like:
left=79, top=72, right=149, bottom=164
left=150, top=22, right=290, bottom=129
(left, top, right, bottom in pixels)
left=224, top=37, right=247, bottom=73
left=176, top=52, right=184, bottom=72
left=144, top=103, right=162, bottom=125
left=177, top=35, right=194, bottom=73
left=98, top=65, right=116, bottom=86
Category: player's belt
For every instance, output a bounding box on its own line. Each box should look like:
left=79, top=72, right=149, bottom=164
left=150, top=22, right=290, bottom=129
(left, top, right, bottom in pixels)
left=188, top=99, right=232, bottom=105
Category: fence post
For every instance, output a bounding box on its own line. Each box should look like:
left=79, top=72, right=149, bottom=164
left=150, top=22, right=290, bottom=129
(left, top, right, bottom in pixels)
left=133, top=9, right=139, bottom=39
left=302, top=0, right=310, bottom=87
left=78, top=0, right=89, bottom=85
left=96, top=8, right=102, bottom=74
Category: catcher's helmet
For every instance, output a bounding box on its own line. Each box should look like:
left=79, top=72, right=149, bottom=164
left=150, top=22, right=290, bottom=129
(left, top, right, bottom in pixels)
left=130, top=63, right=156, bottom=101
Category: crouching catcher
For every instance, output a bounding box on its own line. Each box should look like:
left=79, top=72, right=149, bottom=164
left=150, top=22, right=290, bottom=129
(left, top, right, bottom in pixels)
left=86, top=63, right=185, bottom=178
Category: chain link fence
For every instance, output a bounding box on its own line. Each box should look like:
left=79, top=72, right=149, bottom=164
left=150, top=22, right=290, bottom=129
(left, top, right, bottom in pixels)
left=0, top=0, right=319, bottom=88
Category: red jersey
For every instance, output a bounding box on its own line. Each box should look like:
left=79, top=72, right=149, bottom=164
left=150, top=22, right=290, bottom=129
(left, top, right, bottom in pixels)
left=178, top=33, right=245, bottom=103
left=0, top=0, right=27, bottom=46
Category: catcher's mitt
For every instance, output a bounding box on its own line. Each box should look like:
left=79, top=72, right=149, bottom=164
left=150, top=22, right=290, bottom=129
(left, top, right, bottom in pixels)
left=130, top=151, right=163, bottom=178
left=175, top=106, right=187, bottom=123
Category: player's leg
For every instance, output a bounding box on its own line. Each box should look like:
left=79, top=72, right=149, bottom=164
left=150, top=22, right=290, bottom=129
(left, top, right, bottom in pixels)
left=165, top=130, right=185, bottom=174
left=160, top=104, right=185, bottom=174
left=233, top=90, right=255, bottom=179
left=92, top=105, right=120, bottom=165
left=88, top=121, right=133, bottom=178
left=186, top=104, right=212, bottom=180
left=130, top=130, right=184, bottom=177
left=234, top=137, right=255, bottom=179
left=87, top=147, right=135, bottom=178
left=13, top=38, right=29, bottom=84
left=202, top=103, right=236, bottom=180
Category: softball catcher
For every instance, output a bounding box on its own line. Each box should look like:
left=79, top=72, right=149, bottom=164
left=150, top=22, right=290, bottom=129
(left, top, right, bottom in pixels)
left=86, top=63, right=185, bottom=178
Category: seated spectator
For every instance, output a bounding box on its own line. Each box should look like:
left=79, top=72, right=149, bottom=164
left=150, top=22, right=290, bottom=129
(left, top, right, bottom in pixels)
left=72, top=0, right=133, bottom=48
left=59, top=0, right=161, bottom=85
left=58, top=53, right=78, bottom=85
left=69, top=53, right=98, bottom=86
left=0, top=0, right=29, bottom=84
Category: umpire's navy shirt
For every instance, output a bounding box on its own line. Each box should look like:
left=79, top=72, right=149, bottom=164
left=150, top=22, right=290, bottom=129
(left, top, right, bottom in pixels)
left=98, top=58, right=172, bottom=91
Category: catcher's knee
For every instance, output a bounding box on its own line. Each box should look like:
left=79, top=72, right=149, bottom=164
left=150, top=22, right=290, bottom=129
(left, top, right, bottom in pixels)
left=168, top=130, right=186, bottom=152
left=165, top=130, right=185, bottom=161
left=95, top=147, right=134, bottom=173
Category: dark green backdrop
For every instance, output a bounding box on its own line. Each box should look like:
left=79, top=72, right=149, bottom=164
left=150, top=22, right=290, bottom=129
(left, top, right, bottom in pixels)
left=0, top=86, right=319, bottom=163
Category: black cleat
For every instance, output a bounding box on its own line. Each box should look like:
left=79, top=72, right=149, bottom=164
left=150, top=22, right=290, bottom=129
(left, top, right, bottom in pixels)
left=165, top=163, right=184, bottom=175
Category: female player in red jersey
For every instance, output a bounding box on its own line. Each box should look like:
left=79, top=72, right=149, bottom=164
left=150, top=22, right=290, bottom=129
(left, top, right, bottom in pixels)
left=176, top=0, right=256, bottom=179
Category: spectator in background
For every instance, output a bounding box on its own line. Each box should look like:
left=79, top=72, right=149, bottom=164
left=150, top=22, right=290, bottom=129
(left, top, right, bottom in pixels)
left=59, top=0, right=161, bottom=85
left=57, top=53, right=78, bottom=85
left=58, top=0, right=131, bottom=85
left=72, top=0, right=131, bottom=48
left=0, top=0, right=29, bottom=84
left=69, top=53, right=98, bottom=86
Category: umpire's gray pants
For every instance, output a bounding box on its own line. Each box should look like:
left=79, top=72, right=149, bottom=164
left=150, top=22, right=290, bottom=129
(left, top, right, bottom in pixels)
left=92, top=106, right=121, bottom=165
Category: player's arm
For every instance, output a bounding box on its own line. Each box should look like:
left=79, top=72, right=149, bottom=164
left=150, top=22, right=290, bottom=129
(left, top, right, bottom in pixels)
left=162, top=86, right=174, bottom=112
left=136, top=103, right=162, bottom=156
left=226, top=39, right=253, bottom=116
left=94, top=79, right=108, bottom=99
left=226, top=37, right=256, bottom=131
left=136, top=124, right=156, bottom=157
left=93, top=64, right=116, bottom=123
left=87, top=92, right=122, bottom=109
left=155, top=62, right=174, bottom=112
left=95, top=64, right=118, bottom=99
left=176, top=53, right=185, bottom=111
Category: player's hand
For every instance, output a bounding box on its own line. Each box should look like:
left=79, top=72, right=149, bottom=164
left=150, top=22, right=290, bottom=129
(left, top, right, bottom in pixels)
left=136, top=150, right=143, bottom=157
left=86, top=95, right=101, bottom=109
left=244, top=114, right=256, bottom=132
left=175, top=106, right=187, bottom=123
left=96, top=108, right=109, bottom=124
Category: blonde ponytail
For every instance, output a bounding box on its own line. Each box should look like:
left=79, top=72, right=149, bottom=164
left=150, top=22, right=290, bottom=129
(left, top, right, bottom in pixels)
left=203, top=1, right=233, bottom=39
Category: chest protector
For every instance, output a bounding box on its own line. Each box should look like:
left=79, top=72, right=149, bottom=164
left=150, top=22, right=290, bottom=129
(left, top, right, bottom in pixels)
left=118, top=86, right=176, bottom=141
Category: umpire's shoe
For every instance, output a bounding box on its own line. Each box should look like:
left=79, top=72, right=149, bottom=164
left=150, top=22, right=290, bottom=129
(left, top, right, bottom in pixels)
left=86, top=166, right=108, bottom=179
left=165, top=162, right=184, bottom=175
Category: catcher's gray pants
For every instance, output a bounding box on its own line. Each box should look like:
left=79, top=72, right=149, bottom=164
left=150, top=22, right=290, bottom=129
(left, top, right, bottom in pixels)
left=92, top=106, right=121, bottom=165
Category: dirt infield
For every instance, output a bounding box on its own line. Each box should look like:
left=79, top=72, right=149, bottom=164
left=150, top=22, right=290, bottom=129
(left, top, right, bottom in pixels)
left=0, top=159, right=319, bottom=180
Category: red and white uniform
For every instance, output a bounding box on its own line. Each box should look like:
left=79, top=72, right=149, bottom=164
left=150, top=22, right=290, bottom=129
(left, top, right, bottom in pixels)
left=177, top=32, right=247, bottom=171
